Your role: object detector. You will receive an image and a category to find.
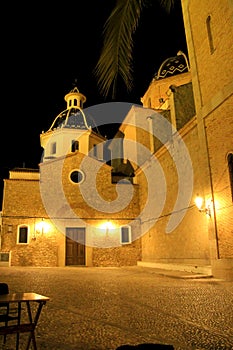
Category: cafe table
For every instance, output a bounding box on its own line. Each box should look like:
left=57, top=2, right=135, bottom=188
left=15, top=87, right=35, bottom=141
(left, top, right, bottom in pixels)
left=0, top=292, right=50, bottom=350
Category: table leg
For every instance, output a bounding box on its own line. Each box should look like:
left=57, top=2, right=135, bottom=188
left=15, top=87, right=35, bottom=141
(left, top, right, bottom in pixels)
left=25, top=301, right=45, bottom=350
left=16, top=302, right=21, bottom=350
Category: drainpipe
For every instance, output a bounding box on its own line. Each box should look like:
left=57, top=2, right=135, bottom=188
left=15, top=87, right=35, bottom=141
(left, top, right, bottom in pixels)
left=203, top=124, right=220, bottom=259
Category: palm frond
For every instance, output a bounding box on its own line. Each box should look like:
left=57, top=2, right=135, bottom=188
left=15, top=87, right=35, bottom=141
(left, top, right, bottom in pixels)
left=94, top=0, right=145, bottom=99
left=94, top=0, right=176, bottom=99
left=158, top=0, right=176, bottom=13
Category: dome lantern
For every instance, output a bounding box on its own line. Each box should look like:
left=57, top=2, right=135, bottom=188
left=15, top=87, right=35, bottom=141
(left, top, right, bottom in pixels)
left=64, top=85, right=87, bottom=110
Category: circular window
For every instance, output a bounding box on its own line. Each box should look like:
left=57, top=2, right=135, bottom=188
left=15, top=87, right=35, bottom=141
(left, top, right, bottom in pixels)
left=70, top=170, right=84, bottom=184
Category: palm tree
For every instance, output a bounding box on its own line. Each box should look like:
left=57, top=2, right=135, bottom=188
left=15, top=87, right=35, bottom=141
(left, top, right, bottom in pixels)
left=94, top=0, right=177, bottom=99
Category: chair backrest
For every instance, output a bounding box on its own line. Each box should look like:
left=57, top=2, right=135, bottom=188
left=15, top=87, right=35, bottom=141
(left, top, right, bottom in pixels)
left=0, top=283, right=9, bottom=295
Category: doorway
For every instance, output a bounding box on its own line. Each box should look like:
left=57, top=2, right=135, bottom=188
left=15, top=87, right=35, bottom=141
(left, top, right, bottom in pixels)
left=65, top=227, right=86, bottom=266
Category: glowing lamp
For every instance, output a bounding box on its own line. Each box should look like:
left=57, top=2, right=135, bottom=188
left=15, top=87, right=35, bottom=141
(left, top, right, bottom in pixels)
left=35, top=219, right=50, bottom=234
left=194, top=196, right=211, bottom=217
left=195, top=196, right=203, bottom=211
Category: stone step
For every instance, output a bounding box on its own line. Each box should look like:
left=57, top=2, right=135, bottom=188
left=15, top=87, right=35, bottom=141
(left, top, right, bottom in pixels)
left=137, top=261, right=212, bottom=276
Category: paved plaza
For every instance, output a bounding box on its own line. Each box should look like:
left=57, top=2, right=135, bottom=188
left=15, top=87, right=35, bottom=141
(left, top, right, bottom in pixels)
left=0, top=266, right=233, bottom=350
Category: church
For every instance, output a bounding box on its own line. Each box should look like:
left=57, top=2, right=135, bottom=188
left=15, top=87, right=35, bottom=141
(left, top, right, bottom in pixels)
left=0, top=0, right=233, bottom=280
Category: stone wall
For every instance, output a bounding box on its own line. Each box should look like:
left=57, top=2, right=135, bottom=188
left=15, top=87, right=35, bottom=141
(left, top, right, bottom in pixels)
left=93, top=238, right=141, bottom=267
left=141, top=72, right=192, bottom=109
left=138, top=118, right=210, bottom=264
left=205, top=96, right=233, bottom=259
left=181, top=0, right=233, bottom=279
left=187, top=0, right=233, bottom=107
left=1, top=153, right=141, bottom=267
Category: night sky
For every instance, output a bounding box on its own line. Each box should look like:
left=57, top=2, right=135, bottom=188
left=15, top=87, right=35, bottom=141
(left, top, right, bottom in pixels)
left=0, top=0, right=187, bottom=207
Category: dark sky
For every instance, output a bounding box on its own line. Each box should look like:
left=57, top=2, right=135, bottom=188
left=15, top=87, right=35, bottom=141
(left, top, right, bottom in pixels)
left=0, top=0, right=187, bottom=205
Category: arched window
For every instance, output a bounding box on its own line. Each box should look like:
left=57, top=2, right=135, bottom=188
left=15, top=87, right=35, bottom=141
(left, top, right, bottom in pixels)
left=17, top=225, right=29, bottom=244
left=71, top=140, right=79, bottom=152
left=206, top=15, right=215, bottom=54
left=228, top=153, right=233, bottom=201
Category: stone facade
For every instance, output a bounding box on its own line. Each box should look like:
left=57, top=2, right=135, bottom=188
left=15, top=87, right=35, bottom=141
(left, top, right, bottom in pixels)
left=121, top=89, right=210, bottom=267
left=0, top=86, right=142, bottom=267
left=0, top=0, right=232, bottom=280
left=180, top=0, right=233, bottom=279
left=0, top=79, right=144, bottom=268
left=141, top=71, right=192, bottom=110
left=114, top=0, right=233, bottom=280
left=0, top=153, right=141, bottom=267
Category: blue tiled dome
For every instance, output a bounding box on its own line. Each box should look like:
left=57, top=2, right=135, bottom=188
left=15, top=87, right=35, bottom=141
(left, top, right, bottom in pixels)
left=155, top=51, right=189, bottom=80
left=47, top=85, right=100, bottom=134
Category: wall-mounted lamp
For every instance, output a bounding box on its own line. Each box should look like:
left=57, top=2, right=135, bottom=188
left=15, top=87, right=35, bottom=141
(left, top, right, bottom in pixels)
left=35, top=219, right=50, bottom=235
left=99, top=221, right=115, bottom=236
left=194, top=196, right=211, bottom=217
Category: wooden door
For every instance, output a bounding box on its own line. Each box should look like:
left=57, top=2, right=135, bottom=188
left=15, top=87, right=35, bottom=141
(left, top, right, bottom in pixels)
left=65, top=228, right=85, bottom=266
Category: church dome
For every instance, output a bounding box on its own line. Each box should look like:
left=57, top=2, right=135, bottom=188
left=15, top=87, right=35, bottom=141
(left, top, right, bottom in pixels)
left=47, top=85, right=99, bottom=133
left=155, top=51, right=189, bottom=80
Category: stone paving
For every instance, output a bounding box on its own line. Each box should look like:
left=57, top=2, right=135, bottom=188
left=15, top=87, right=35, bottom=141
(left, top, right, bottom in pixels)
left=0, top=266, right=233, bottom=350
